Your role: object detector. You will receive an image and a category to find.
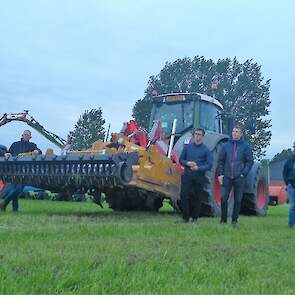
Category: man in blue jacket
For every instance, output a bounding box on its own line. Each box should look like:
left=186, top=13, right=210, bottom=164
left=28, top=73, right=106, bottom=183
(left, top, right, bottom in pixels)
left=217, top=126, right=253, bottom=225
left=179, top=128, right=213, bottom=223
left=283, top=142, right=295, bottom=228
left=0, top=130, right=41, bottom=211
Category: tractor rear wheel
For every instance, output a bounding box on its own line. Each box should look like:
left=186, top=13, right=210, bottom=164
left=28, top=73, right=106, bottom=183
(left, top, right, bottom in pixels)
left=35, top=191, right=49, bottom=200
left=202, top=142, right=234, bottom=217
left=240, top=163, right=269, bottom=216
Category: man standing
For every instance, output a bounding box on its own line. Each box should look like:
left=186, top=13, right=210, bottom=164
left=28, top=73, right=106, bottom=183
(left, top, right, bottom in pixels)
left=0, top=130, right=41, bottom=211
left=217, top=126, right=253, bottom=225
left=179, top=128, right=213, bottom=223
left=283, top=142, right=295, bottom=228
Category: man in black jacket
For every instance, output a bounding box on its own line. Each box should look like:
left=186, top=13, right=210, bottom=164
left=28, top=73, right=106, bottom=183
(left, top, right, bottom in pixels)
left=5, top=130, right=41, bottom=156
left=179, top=128, right=213, bottom=223
left=0, top=130, right=41, bottom=211
left=217, top=126, right=253, bottom=225
left=283, top=142, right=295, bottom=227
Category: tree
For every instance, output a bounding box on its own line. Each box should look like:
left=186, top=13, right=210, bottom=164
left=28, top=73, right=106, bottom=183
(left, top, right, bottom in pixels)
left=132, top=56, right=271, bottom=159
left=271, top=149, right=293, bottom=162
left=69, top=108, right=105, bottom=150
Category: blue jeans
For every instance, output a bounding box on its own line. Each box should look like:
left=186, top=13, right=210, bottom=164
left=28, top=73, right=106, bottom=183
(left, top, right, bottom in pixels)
left=3, top=184, right=23, bottom=211
left=287, top=185, right=295, bottom=227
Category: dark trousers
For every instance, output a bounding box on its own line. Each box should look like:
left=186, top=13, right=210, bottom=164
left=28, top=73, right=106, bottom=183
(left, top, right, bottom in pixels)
left=3, top=184, right=23, bottom=211
left=180, top=174, right=207, bottom=221
left=0, top=183, right=14, bottom=199
left=221, top=176, right=245, bottom=223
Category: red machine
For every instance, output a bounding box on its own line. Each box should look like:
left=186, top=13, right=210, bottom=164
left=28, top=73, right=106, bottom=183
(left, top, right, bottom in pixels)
left=269, top=180, right=288, bottom=205
left=268, top=159, right=288, bottom=205
left=0, top=179, right=4, bottom=192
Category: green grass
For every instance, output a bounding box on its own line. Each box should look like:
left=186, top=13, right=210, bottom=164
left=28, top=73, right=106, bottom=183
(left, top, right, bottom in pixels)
left=0, top=200, right=294, bottom=295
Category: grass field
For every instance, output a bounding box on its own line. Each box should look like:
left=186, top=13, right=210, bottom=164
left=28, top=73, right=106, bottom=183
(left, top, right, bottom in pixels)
left=0, top=200, right=294, bottom=295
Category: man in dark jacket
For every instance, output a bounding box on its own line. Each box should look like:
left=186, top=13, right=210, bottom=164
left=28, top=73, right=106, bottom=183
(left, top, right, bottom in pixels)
left=6, top=130, right=41, bottom=156
left=0, top=130, right=41, bottom=211
left=217, top=126, right=253, bottom=225
left=179, top=128, right=213, bottom=223
left=283, top=142, right=295, bottom=227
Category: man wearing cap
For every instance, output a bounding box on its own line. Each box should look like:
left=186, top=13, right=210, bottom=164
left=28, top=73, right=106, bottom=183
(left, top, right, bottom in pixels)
left=283, top=142, right=295, bottom=228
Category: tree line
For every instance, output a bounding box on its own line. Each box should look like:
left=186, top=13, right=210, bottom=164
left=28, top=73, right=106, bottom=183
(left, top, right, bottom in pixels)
left=70, top=56, right=272, bottom=159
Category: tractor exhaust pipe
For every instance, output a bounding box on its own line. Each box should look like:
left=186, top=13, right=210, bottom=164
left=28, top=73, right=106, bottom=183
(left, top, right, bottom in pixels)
left=167, top=119, right=177, bottom=159
left=104, top=123, right=111, bottom=142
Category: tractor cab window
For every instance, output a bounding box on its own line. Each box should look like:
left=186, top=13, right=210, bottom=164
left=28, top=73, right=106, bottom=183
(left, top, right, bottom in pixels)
left=152, top=101, right=194, bottom=135
left=199, top=101, right=222, bottom=133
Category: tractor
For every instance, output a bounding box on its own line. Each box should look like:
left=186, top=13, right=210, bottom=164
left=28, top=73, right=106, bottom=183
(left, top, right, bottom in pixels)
left=149, top=92, right=269, bottom=216
left=0, top=93, right=269, bottom=216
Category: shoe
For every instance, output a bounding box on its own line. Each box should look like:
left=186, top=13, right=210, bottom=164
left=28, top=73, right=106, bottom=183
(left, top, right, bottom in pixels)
left=191, top=218, right=197, bottom=224
left=220, top=220, right=227, bottom=224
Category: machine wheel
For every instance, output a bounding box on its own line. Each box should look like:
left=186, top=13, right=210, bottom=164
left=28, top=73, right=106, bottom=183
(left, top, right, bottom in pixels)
left=52, top=193, right=73, bottom=201
left=106, top=188, right=130, bottom=210
left=35, top=191, right=49, bottom=200
left=240, top=163, right=269, bottom=216
left=106, top=188, right=163, bottom=211
left=169, top=198, right=181, bottom=212
left=19, top=191, right=31, bottom=199
left=72, top=193, right=86, bottom=202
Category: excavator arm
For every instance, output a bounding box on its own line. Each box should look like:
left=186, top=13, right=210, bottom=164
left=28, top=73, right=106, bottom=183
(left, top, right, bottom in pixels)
left=0, top=111, right=67, bottom=149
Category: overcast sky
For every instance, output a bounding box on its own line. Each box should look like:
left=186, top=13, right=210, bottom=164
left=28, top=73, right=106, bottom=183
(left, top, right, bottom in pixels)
left=0, top=0, right=294, bottom=158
